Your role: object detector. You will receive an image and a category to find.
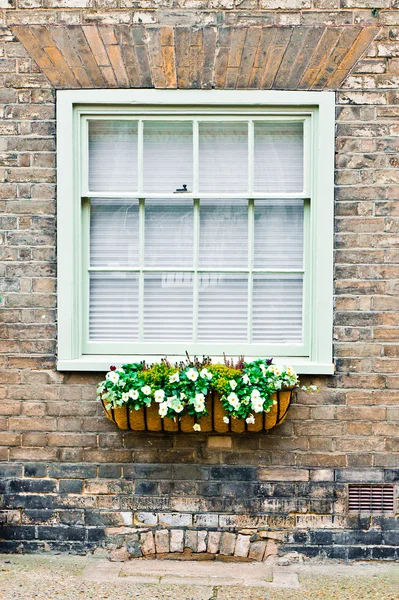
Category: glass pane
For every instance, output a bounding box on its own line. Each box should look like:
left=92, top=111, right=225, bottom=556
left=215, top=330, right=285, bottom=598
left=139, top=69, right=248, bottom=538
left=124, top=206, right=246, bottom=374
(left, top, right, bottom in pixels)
left=199, top=122, right=248, bottom=194
left=143, top=121, right=193, bottom=194
left=254, top=122, right=303, bottom=193
left=144, top=199, right=193, bottom=268
left=252, top=274, right=303, bottom=343
left=198, top=273, right=247, bottom=341
left=90, top=199, right=139, bottom=267
left=144, top=273, right=193, bottom=341
left=89, top=121, right=138, bottom=192
left=254, top=200, right=304, bottom=269
left=199, top=199, right=248, bottom=268
left=89, top=273, right=139, bottom=341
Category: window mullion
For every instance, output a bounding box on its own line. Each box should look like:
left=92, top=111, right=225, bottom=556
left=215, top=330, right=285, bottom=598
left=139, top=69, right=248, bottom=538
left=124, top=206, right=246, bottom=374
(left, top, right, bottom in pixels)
left=193, top=119, right=199, bottom=195
left=193, top=198, right=200, bottom=343
left=139, top=198, right=145, bottom=343
left=138, top=119, right=143, bottom=196
left=247, top=198, right=254, bottom=344
left=248, top=119, right=254, bottom=197
left=82, top=197, right=90, bottom=350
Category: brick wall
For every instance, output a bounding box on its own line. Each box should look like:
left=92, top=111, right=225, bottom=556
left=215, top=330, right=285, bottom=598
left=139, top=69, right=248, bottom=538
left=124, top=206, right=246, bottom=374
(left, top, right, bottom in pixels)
left=0, top=1, right=399, bottom=561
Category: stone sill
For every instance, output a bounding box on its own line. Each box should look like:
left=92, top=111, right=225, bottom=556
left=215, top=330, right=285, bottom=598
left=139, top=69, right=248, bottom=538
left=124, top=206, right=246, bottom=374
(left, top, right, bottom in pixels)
left=57, top=356, right=335, bottom=375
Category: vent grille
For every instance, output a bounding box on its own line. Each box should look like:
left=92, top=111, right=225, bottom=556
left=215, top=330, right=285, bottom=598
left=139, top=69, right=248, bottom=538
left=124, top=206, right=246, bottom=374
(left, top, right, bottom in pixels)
left=348, top=484, right=395, bottom=514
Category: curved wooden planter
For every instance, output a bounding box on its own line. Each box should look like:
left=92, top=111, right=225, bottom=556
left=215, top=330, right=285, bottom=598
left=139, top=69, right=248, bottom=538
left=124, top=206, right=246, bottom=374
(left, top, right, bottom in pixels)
left=101, top=388, right=293, bottom=433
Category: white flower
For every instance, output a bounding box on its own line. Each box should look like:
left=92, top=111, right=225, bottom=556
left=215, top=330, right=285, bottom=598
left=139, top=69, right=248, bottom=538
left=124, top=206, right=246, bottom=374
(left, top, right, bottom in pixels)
left=273, top=399, right=277, bottom=405
left=195, top=393, right=205, bottom=403
left=246, top=414, right=255, bottom=424
left=252, top=401, right=264, bottom=413
left=229, top=380, right=237, bottom=390
left=242, top=374, right=249, bottom=385
left=154, top=389, right=165, bottom=403
left=158, top=402, right=168, bottom=417
left=141, top=385, right=151, bottom=396
left=180, top=392, right=186, bottom=400
left=186, top=368, right=199, bottom=382
left=251, top=389, right=261, bottom=400
left=251, top=396, right=264, bottom=413
left=128, top=389, right=139, bottom=400
left=122, top=392, right=129, bottom=402
left=260, top=363, right=266, bottom=374
left=223, top=416, right=230, bottom=424
left=106, top=371, right=119, bottom=384
left=200, top=368, right=212, bottom=380
left=169, top=371, right=180, bottom=383
left=193, top=424, right=201, bottom=432
left=227, top=392, right=240, bottom=410
left=168, top=396, right=184, bottom=413
left=116, top=368, right=125, bottom=374
left=194, top=400, right=205, bottom=413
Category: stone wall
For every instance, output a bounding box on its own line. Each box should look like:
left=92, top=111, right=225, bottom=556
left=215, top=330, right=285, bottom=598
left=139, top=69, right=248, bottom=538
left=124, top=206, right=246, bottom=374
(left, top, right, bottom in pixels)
left=0, top=0, right=399, bottom=561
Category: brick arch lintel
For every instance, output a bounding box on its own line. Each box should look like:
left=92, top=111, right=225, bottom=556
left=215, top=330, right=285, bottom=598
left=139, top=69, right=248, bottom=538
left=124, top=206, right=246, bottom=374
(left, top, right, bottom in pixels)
left=12, top=24, right=380, bottom=91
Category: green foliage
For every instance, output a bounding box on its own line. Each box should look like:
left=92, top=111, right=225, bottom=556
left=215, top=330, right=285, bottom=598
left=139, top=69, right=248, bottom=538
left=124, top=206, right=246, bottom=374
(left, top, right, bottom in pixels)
left=142, top=362, right=176, bottom=388
left=207, top=364, right=241, bottom=396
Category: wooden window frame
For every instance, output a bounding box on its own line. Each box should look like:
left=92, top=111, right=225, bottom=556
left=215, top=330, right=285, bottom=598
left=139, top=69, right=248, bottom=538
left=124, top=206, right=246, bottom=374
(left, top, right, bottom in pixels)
left=56, top=89, right=335, bottom=374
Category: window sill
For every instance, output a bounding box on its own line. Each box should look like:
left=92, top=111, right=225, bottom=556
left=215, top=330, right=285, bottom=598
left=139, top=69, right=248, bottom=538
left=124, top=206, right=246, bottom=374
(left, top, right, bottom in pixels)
left=57, top=356, right=335, bottom=375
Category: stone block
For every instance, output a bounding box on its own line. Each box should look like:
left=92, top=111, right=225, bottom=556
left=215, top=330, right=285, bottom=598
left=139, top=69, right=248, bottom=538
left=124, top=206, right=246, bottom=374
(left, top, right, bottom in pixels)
left=140, top=531, right=155, bottom=555
left=134, top=512, right=158, bottom=526
left=197, top=530, right=207, bottom=552
left=264, top=540, right=279, bottom=560
left=207, top=436, right=232, bottom=449
left=184, top=530, right=197, bottom=552
left=249, top=541, right=267, bottom=561
left=219, top=532, right=236, bottom=556
left=193, top=514, right=218, bottom=528
left=155, top=529, right=169, bottom=554
left=234, top=534, right=251, bottom=558
left=207, top=531, right=221, bottom=554
left=158, top=513, right=192, bottom=527
left=170, top=529, right=184, bottom=553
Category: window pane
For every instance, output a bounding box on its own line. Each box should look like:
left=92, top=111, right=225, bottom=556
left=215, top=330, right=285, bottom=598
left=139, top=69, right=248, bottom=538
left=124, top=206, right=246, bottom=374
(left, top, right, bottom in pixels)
left=199, top=199, right=248, bottom=269
left=145, top=199, right=193, bottom=267
left=144, top=121, right=193, bottom=194
left=254, top=122, right=303, bottom=193
left=144, top=273, right=193, bottom=341
left=252, top=274, right=303, bottom=343
left=199, top=122, right=248, bottom=193
left=89, top=121, right=138, bottom=192
left=90, top=199, right=139, bottom=267
left=254, top=200, right=304, bottom=269
left=89, top=273, right=139, bottom=341
left=198, top=273, right=247, bottom=341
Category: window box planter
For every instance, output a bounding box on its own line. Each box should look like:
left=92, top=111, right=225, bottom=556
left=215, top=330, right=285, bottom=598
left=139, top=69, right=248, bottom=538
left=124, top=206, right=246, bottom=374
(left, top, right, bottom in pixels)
left=101, top=387, right=293, bottom=433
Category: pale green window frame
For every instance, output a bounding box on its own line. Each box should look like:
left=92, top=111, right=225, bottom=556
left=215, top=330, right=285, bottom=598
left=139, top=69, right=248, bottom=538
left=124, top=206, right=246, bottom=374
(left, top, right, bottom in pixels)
left=56, top=90, right=335, bottom=374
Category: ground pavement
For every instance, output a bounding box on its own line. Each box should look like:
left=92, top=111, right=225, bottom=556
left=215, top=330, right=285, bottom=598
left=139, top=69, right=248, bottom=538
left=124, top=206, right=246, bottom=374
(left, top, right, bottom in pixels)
left=0, top=553, right=398, bottom=599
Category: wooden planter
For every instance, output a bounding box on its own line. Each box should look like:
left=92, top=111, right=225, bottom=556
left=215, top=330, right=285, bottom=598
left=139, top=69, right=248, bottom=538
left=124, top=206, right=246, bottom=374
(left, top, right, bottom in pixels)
left=101, top=388, right=293, bottom=433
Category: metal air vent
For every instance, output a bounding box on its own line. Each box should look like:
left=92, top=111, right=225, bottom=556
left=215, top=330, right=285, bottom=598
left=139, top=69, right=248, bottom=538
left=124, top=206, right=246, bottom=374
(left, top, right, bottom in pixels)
left=348, top=484, right=395, bottom=514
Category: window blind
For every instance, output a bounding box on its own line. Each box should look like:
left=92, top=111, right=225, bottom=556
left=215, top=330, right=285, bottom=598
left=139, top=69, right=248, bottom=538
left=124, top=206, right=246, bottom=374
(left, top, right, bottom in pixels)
left=89, top=121, right=138, bottom=192
left=86, top=116, right=306, bottom=349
